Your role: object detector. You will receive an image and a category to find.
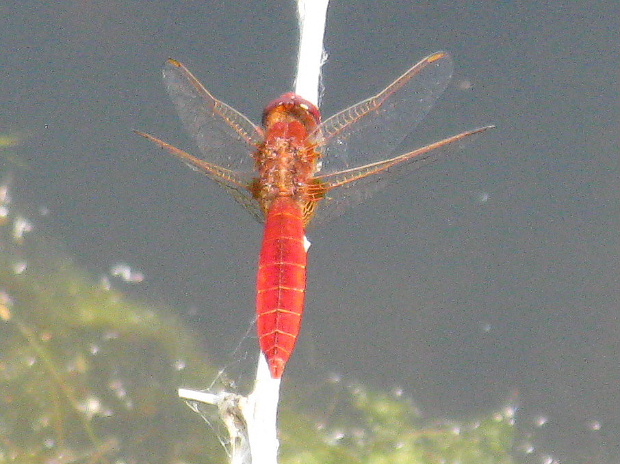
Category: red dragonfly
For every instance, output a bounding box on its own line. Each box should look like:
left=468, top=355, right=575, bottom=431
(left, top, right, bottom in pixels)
left=136, top=51, right=492, bottom=379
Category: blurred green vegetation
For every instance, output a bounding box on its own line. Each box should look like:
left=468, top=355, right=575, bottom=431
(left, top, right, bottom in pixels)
left=0, top=133, right=29, bottom=168
left=280, top=383, right=516, bottom=464
left=0, top=179, right=517, bottom=464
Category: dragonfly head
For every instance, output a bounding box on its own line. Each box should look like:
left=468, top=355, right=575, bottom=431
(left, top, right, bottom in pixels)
left=262, top=92, right=322, bottom=130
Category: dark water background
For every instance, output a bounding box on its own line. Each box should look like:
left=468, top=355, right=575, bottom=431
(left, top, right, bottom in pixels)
left=2, top=1, right=618, bottom=462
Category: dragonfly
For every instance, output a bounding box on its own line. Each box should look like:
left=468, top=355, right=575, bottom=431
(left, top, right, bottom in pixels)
left=136, top=51, right=493, bottom=379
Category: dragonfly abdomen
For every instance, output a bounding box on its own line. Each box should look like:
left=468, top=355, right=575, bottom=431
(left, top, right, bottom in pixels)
left=257, top=196, right=308, bottom=378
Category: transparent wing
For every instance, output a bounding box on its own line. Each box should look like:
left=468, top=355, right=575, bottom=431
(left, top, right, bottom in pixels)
left=310, top=126, right=494, bottom=228
left=163, top=59, right=263, bottom=176
left=138, top=59, right=266, bottom=222
left=302, top=51, right=494, bottom=226
left=135, top=130, right=265, bottom=222
left=315, top=51, right=454, bottom=174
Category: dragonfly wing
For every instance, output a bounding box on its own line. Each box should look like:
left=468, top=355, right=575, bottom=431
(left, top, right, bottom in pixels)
left=135, top=130, right=265, bottom=223
left=315, top=51, right=454, bottom=174
left=310, top=126, right=494, bottom=227
left=139, top=59, right=266, bottom=222
left=163, top=59, right=263, bottom=175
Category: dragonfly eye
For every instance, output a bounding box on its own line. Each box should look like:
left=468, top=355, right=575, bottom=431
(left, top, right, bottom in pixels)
left=262, top=92, right=322, bottom=127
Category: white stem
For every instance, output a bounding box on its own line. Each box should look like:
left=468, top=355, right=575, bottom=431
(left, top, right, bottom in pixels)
left=294, top=0, right=330, bottom=105
left=178, top=356, right=281, bottom=464
left=244, top=354, right=281, bottom=464
left=180, top=2, right=330, bottom=463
